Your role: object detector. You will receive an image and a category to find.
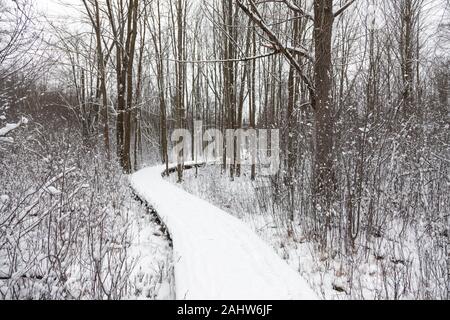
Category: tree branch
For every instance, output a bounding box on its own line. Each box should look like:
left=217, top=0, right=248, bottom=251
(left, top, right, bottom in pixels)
left=236, top=0, right=315, bottom=98
left=256, top=0, right=314, bottom=20
left=334, top=0, right=357, bottom=18
left=165, top=51, right=279, bottom=64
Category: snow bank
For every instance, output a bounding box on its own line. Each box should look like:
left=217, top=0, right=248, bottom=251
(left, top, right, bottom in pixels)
left=130, top=165, right=318, bottom=300
left=0, top=117, right=28, bottom=140
left=0, top=123, right=21, bottom=137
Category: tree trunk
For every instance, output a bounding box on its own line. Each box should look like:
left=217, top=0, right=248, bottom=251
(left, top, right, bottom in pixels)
left=313, top=0, right=335, bottom=201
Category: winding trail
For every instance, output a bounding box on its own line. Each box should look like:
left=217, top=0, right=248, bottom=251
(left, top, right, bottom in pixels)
left=130, top=165, right=318, bottom=300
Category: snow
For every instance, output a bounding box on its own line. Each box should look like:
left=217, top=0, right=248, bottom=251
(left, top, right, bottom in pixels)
left=173, top=165, right=450, bottom=300
left=126, top=202, right=175, bottom=300
left=130, top=164, right=318, bottom=300
left=0, top=137, right=14, bottom=143
left=44, top=186, right=62, bottom=196
left=0, top=195, right=10, bottom=204
left=0, top=123, right=21, bottom=137
left=0, top=117, right=28, bottom=137
left=359, top=127, right=370, bottom=133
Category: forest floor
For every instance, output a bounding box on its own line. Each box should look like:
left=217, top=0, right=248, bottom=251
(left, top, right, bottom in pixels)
left=126, top=200, right=174, bottom=300
left=167, top=165, right=446, bottom=300
left=130, top=165, right=318, bottom=300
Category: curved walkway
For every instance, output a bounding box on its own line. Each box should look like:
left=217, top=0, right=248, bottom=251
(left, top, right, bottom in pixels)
left=130, top=165, right=318, bottom=300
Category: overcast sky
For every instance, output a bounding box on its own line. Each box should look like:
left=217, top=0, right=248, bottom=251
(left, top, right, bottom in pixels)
left=35, top=0, right=448, bottom=27
left=33, top=0, right=448, bottom=56
left=35, top=0, right=81, bottom=19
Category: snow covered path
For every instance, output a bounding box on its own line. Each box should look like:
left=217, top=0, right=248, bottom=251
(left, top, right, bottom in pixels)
left=130, top=165, right=318, bottom=300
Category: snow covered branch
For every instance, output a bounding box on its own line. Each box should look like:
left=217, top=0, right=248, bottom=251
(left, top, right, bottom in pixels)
left=334, top=0, right=357, bottom=18
left=236, top=0, right=315, bottom=98
left=256, top=0, right=314, bottom=20
left=0, top=117, right=28, bottom=143
left=165, top=51, right=279, bottom=64
left=261, top=42, right=314, bottom=63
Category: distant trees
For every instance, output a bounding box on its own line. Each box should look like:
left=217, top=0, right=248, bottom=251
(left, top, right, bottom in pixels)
left=172, top=0, right=188, bottom=182
left=148, top=0, right=169, bottom=175
left=81, top=0, right=110, bottom=155
left=76, top=0, right=141, bottom=173
left=0, top=0, right=36, bottom=79
left=105, top=0, right=140, bottom=173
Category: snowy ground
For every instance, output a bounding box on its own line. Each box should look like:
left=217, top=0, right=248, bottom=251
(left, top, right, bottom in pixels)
left=166, top=166, right=345, bottom=299
left=130, top=165, right=318, bottom=300
left=126, top=201, right=174, bottom=300
left=169, top=165, right=448, bottom=300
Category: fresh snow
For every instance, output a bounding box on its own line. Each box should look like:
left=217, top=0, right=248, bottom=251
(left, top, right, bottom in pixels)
left=44, top=186, right=62, bottom=196
left=130, top=165, right=318, bottom=300
left=127, top=201, right=175, bottom=300
left=0, top=195, right=10, bottom=204
left=0, top=117, right=28, bottom=137
left=0, top=137, right=14, bottom=144
left=0, top=123, right=21, bottom=137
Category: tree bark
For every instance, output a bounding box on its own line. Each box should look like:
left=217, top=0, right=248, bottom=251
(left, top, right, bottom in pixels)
left=313, top=0, right=335, bottom=201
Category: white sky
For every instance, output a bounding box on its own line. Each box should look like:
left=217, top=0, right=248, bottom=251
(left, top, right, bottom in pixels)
left=35, top=0, right=448, bottom=30
left=34, top=0, right=448, bottom=57
left=35, top=0, right=81, bottom=19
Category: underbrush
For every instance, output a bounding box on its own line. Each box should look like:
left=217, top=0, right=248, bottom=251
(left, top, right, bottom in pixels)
left=0, top=122, right=173, bottom=300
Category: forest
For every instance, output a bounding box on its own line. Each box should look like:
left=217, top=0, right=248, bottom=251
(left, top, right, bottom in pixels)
left=0, top=0, right=449, bottom=300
